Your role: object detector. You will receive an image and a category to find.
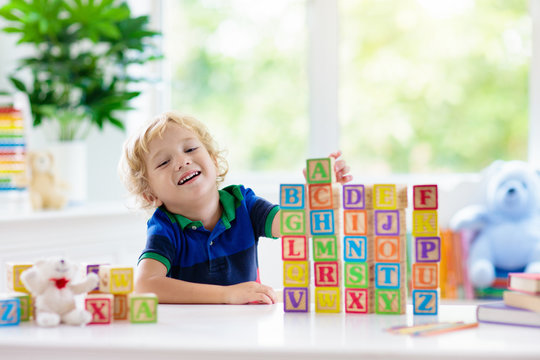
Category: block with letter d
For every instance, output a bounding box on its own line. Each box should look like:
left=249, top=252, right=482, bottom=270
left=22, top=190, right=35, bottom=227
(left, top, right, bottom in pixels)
left=343, top=184, right=367, bottom=210
left=283, top=287, right=309, bottom=313
left=280, top=210, right=307, bottom=235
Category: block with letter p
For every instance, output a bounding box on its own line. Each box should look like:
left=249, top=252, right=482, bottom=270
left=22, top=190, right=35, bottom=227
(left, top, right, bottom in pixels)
left=99, top=266, right=134, bottom=294
left=280, top=184, right=305, bottom=209
left=415, top=237, right=441, bottom=262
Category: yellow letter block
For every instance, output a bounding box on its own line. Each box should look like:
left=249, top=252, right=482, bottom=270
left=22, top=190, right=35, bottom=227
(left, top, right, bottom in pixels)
left=412, top=210, right=439, bottom=236
left=6, top=263, right=33, bottom=293
left=99, top=266, right=134, bottom=294
left=315, top=287, right=341, bottom=313
left=283, top=261, right=310, bottom=287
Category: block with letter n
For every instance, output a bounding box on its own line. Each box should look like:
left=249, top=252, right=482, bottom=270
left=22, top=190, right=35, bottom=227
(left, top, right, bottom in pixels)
left=283, top=287, right=309, bottom=313
left=343, top=236, right=370, bottom=262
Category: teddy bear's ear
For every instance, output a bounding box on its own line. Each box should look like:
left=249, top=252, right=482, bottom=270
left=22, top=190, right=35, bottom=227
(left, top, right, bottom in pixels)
left=34, top=258, right=47, bottom=269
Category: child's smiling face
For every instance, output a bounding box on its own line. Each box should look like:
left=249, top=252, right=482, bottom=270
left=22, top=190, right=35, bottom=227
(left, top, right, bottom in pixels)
left=143, top=122, right=218, bottom=212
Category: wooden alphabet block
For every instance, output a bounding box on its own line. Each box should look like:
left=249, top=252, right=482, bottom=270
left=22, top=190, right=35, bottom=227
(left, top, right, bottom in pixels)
left=412, top=289, right=438, bottom=315
left=315, top=287, right=341, bottom=313
left=374, top=236, right=405, bottom=263
left=343, top=184, right=366, bottom=209
left=99, top=266, right=134, bottom=294
left=412, top=210, right=438, bottom=236
left=373, top=184, right=397, bottom=209
left=312, top=235, right=339, bottom=261
left=310, top=209, right=337, bottom=235
left=282, top=235, right=309, bottom=261
left=85, top=293, right=114, bottom=324
left=415, top=236, right=441, bottom=262
left=412, top=263, right=438, bottom=289
left=308, top=183, right=341, bottom=210
left=0, top=297, right=20, bottom=326
left=6, top=263, right=33, bottom=293
left=129, top=293, right=158, bottom=324
left=283, top=261, right=310, bottom=287
left=280, top=184, right=305, bottom=209
left=374, top=210, right=405, bottom=236
left=283, top=287, right=309, bottom=312
left=82, top=263, right=108, bottom=293
left=306, top=157, right=335, bottom=184
left=375, top=289, right=401, bottom=314
left=344, top=262, right=369, bottom=288
left=343, top=210, right=370, bottom=236
left=314, top=261, right=340, bottom=287
left=280, top=210, right=307, bottom=235
left=413, top=185, right=438, bottom=210
left=114, top=294, right=129, bottom=320
left=374, top=263, right=401, bottom=289
left=8, top=292, right=31, bottom=321
left=343, top=236, right=369, bottom=262
left=345, top=288, right=369, bottom=314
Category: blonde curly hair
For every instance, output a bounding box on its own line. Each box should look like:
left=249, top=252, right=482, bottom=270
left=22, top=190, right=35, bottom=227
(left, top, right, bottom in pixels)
left=118, top=111, right=229, bottom=209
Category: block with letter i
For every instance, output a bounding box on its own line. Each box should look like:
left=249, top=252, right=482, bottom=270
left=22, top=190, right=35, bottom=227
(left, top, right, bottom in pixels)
left=129, top=293, right=158, bottom=323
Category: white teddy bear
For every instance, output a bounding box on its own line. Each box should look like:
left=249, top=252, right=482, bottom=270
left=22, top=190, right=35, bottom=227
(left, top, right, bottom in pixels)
left=20, top=257, right=99, bottom=327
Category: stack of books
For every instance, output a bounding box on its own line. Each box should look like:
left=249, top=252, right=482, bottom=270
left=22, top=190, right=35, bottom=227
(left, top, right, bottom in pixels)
left=476, top=273, right=540, bottom=328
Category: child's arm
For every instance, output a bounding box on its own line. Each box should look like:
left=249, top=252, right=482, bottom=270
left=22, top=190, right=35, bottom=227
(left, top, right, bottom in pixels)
left=271, top=150, right=352, bottom=237
left=136, top=258, right=277, bottom=304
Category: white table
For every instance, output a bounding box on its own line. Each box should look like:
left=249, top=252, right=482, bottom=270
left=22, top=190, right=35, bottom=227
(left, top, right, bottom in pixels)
left=0, top=303, right=539, bottom=360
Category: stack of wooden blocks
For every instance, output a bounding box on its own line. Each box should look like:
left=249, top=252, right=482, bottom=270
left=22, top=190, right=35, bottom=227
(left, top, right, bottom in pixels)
left=281, top=157, right=437, bottom=314
left=0, top=262, right=158, bottom=326
left=411, top=185, right=440, bottom=315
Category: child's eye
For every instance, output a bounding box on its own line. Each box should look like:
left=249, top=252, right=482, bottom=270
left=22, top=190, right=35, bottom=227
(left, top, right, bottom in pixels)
left=157, top=160, right=169, bottom=168
left=185, top=147, right=198, bottom=153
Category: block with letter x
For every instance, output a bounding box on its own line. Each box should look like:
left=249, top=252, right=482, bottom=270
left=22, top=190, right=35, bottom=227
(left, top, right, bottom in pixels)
left=85, top=294, right=114, bottom=324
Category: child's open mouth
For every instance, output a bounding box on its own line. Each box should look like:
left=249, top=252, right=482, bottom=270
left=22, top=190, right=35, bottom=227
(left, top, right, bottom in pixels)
left=178, top=171, right=201, bottom=185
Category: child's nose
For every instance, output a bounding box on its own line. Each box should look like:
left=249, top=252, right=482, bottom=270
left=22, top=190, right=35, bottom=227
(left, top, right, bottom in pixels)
left=176, top=154, right=192, bottom=169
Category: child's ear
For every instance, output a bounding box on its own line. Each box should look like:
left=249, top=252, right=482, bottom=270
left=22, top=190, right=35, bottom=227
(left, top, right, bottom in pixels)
left=142, top=190, right=163, bottom=207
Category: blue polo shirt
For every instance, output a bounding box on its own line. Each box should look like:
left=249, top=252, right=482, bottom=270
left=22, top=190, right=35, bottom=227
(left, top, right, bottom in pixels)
left=138, top=185, right=279, bottom=285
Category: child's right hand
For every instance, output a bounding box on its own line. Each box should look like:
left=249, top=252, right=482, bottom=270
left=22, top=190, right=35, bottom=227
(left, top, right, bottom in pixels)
left=224, top=281, right=277, bottom=304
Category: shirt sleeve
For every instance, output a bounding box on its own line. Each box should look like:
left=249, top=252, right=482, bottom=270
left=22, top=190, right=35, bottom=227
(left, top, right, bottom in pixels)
left=138, top=209, right=177, bottom=273
left=243, top=186, right=280, bottom=239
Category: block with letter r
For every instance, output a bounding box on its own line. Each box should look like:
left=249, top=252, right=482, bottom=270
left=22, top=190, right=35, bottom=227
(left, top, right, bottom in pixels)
left=413, top=289, right=438, bottom=315
left=280, top=184, right=305, bottom=209
left=280, top=210, right=306, bottom=235
left=283, top=287, right=309, bottom=312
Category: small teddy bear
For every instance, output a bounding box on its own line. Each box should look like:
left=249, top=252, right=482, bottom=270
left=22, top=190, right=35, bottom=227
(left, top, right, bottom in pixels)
left=27, top=151, right=68, bottom=210
left=450, top=160, right=540, bottom=289
left=20, top=257, right=99, bottom=327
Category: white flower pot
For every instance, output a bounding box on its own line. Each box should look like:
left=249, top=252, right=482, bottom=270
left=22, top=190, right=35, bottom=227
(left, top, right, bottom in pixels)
left=48, top=141, right=87, bottom=205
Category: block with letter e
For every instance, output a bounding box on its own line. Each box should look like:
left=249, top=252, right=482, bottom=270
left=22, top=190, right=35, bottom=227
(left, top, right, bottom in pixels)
left=129, top=293, right=158, bottom=324
left=280, top=210, right=307, bottom=235
left=280, top=184, right=305, bottom=209
left=306, top=157, right=336, bottom=184
left=412, top=289, right=438, bottom=315
left=413, top=185, right=438, bottom=210
left=283, top=287, right=309, bottom=313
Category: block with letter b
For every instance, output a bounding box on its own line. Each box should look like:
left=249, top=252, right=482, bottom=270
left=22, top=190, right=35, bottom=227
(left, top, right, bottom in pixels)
left=85, top=293, right=114, bottom=324
left=280, top=184, right=305, bottom=209
left=281, top=210, right=307, bottom=235
left=412, top=289, right=438, bottom=315
left=283, top=287, right=309, bottom=313
left=415, top=236, right=441, bottom=262
left=283, top=261, right=310, bottom=287
left=413, top=185, right=438, bottom=210
left=129, top=293, right=158, bottom=324
left=306, top=157, right=335, bottom=184
left=99, top=266, right=134, bottom=294
left=282, top=235, right=308, bottom=261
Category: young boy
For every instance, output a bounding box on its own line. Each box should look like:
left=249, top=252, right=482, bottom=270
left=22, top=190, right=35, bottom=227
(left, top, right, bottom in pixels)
left=119, top=111, right=352, bottom=304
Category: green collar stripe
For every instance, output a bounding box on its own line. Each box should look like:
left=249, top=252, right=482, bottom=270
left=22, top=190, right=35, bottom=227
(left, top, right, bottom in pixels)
left=265, top=205, right=280, bottom=238
left=138, top=252, right=171, bottom=273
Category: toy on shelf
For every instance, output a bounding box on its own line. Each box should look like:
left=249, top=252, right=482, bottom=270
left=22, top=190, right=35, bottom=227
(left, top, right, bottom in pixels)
left=450, top=160, right=540, bottom=290
left=20, top=257, right=99, bottom=327
left=27, top=150, right=68, bottom=210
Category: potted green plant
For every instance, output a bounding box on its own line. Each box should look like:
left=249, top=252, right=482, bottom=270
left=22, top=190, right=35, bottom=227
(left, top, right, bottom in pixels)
left=0, top=0, right=160, bottom=203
